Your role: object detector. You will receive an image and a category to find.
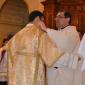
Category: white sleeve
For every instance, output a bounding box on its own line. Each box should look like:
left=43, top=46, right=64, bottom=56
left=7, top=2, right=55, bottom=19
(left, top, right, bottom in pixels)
left=78, top=33, right=85, bottom=58
left=78, top=33, right=85, bottom=71
left=46, top=28, right=63, bottom=45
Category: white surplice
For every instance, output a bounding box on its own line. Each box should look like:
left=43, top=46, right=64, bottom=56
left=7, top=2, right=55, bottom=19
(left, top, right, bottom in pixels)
left=46, top=26, right=85, bottom=85
left=78, top=33, right=85, bottom=71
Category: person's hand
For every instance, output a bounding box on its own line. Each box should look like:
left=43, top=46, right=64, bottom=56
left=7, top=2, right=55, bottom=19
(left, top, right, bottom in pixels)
left=39, top=21, right=47, bottom=32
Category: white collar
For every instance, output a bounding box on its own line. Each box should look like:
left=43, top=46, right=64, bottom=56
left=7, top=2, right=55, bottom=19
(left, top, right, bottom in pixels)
left=26, top=23, right=34, bottom=27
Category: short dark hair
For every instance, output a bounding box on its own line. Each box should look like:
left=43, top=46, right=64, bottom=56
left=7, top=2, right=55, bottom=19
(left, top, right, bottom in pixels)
left=64, top=11, right=71, bottom=18
left=28, top=10, right=44, bottom=22
left=64, top=11, right=72, bottom=24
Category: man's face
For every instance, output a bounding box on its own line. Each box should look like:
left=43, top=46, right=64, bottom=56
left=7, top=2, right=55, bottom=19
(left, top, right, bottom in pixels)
left=55, top=12, right=68, bottom=28
left=40, top=16, right=44, bottom=22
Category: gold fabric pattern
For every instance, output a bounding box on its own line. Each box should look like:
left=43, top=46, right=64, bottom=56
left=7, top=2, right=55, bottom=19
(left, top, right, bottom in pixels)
left=6, top=24, right=62, bottom=85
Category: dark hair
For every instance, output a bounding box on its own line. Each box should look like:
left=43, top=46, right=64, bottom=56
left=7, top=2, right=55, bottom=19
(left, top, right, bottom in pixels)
left=64, top=11, right=71, bottom=23
left=2, top=32, right=14, bottom=46
left=28, top=10, right=44, bottom=22
left=64, top=11, right=71, bottom=19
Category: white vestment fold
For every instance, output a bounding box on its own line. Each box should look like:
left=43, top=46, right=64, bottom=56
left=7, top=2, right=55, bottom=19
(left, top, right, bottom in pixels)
left=46, top=26, right=85, bottom=85
left=78, top=33, right=85, bottom=71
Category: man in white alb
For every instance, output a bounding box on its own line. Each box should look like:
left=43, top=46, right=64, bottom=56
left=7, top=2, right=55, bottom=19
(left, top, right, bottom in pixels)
left=40, top=10, right=85, bottom=85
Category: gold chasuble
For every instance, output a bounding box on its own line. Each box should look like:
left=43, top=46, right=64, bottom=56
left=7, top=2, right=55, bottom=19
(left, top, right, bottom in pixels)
left=6, top=24, right=62, bottom=85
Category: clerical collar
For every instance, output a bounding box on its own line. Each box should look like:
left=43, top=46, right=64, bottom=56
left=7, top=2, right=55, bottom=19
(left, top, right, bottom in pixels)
left=26, top=23, right=33, bottom=27
left=61, top=25, right=70, bottom=29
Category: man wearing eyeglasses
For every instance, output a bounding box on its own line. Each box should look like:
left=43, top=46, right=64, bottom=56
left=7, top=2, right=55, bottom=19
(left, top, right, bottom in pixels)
left=40, top=10, right=83, bottom=85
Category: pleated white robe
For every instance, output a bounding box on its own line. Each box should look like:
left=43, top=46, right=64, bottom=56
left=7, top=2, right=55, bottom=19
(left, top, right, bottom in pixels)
left=46, top=26, right=85, bottom=85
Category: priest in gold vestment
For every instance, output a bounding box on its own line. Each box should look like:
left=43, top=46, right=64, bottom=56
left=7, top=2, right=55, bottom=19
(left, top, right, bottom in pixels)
left=6, top=10, right=62, bottom=85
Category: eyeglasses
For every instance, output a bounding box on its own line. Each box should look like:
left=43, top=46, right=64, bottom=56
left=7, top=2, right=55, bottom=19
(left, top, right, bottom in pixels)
left=56, top=14, right=65, bottom=19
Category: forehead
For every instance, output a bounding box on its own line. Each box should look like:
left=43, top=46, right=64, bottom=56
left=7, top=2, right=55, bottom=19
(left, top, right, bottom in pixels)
left=56, top=12, right=64, bottom=17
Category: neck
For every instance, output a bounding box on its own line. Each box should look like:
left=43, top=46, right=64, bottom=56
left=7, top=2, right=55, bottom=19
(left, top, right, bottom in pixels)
left=30, top=21, right=39, bottom=27
left=59, top=24, right=69, bottom=30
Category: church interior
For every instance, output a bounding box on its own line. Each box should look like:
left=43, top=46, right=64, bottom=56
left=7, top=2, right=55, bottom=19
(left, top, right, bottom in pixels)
left=0, top=0, right=85, bottom=85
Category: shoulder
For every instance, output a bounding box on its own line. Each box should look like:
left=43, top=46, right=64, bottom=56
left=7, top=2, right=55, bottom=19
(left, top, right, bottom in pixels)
left=12, top=24, right=35, bottom=39
left=67, top=25, right=80, bottom=38
left=65, top=25, right=77, bottom=32
left=67, top=25, right=76, bottom=30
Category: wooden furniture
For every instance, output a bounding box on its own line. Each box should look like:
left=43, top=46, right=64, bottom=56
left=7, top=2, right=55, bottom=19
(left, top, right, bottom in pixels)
left=41, top=0, right=60, bottom=30
left=41, top=0, right=85, bottom=36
